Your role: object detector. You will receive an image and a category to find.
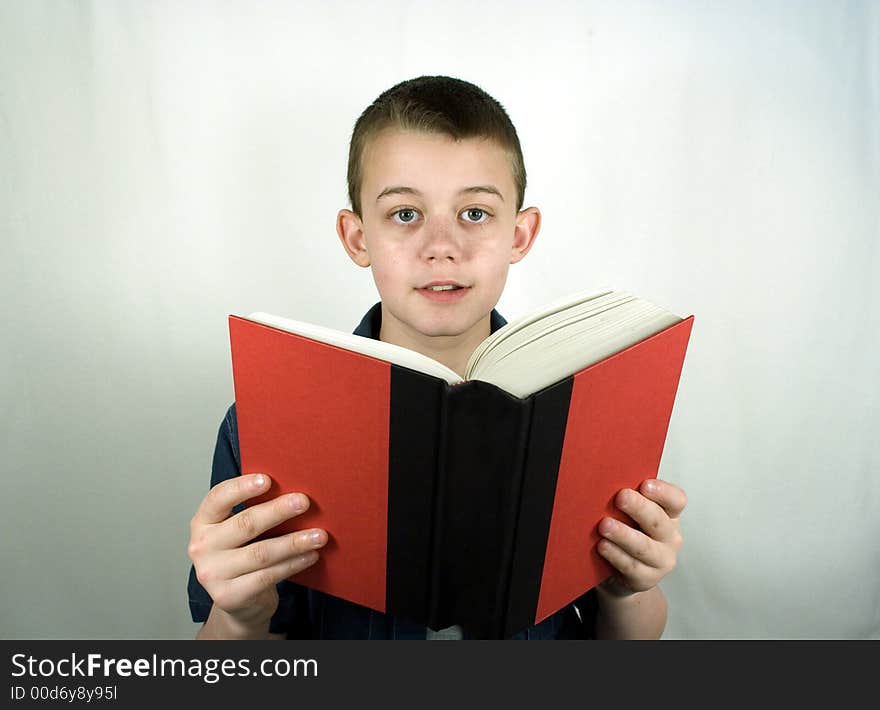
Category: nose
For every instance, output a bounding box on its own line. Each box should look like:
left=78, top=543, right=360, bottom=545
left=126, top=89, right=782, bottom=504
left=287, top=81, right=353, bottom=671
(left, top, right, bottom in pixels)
left=420, top=216, right=462, bottom=261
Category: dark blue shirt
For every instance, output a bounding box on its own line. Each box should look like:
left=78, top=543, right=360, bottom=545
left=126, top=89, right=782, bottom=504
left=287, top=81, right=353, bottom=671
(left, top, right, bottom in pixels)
left=188, top=302, right=598, bottom=639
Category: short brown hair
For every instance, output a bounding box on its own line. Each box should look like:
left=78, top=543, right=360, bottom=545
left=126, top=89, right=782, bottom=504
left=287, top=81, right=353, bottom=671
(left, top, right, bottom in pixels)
left=347, top=75, right=527, bottom=218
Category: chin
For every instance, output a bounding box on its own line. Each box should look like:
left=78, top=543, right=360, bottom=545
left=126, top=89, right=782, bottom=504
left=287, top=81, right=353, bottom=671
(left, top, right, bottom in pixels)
left=385, top=293, right=489, bottom=338
left=419, top=311, right=487, bottom=338
left=418, top=324, right=470, bottom=338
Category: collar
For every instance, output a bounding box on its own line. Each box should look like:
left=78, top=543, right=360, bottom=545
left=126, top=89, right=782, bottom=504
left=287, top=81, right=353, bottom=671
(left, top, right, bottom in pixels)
left=353, top=302, right=507, bottom=340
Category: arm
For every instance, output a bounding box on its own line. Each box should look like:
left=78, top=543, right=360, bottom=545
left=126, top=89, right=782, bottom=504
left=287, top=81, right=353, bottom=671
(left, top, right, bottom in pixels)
left=594, top=583, right=667, bottom=640
left=593, top=479, right=687, bottom=640
left=196, top=604, right=287, bottom=641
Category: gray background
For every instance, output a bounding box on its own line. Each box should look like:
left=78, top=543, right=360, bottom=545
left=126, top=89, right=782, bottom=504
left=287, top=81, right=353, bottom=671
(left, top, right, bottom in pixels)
left=1, top=0, right=877, bottom=639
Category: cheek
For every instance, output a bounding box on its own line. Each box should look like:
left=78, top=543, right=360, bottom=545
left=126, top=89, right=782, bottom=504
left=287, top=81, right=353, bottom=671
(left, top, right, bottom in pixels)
left=369, top=253, right=407, bottom=289
left=478, top=245, right=513, bottom=278
left=485, top=265, right=511, bottom=297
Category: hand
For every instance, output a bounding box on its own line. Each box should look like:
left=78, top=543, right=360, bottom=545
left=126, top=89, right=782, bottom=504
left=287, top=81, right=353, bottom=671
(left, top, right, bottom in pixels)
left=596, top=478, right=686, bottom=597
left=188, top=473, right=327, bottom=628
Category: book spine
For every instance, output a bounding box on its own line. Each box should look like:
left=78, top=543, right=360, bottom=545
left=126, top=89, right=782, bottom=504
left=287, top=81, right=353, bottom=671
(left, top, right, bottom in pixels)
left=425, top=384, right=450, bottom=629
left=428, top=381, right=535, bottom=638
left=386, top=371, right=553, bottom=638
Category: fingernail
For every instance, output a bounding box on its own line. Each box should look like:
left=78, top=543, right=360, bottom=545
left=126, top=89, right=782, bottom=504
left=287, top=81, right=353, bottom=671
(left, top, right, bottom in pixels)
left=644, top=479, right=659, bottom=493
left=253, top=474, right=266, bottom=488
left=289, top=494, right=307, bottom=512
left=602, top=517, right=617, bottom=534
left=307, top=530, right=326, bottom=547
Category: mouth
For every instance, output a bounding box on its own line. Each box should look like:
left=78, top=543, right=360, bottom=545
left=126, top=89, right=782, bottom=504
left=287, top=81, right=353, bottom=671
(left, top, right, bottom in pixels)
left=418, top=281, right=468, bottom=292
left=416, top=282, right=471, bottom=302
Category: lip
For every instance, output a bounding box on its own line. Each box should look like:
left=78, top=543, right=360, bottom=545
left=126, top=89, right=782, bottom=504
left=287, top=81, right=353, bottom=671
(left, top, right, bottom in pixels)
left=419, top=280, right=467, bottom=289
left=416, top=282, right=471, bottom=303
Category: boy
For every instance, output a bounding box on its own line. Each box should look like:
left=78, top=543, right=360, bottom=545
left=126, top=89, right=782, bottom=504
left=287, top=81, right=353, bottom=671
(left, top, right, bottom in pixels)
left=187, top=76, right=687, bottom=639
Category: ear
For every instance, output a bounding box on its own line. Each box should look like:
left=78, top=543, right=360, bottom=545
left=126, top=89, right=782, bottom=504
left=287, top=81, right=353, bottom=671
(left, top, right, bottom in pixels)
left=509, top=207, right=541, bottom=265
left=336, top=209, right=371, bottom=267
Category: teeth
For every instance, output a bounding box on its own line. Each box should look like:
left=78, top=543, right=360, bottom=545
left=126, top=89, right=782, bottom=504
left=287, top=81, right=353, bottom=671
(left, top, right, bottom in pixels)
left=428, top=285, right=460, bottom=291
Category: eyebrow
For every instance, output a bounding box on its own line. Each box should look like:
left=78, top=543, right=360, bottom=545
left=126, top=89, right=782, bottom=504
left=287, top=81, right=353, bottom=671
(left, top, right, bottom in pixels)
left=375, top=185, right=505, bottom=203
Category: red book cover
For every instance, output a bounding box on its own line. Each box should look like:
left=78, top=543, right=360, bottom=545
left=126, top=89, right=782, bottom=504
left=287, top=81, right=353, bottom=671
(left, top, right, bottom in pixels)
left=229, top=317, right=392, bottom=612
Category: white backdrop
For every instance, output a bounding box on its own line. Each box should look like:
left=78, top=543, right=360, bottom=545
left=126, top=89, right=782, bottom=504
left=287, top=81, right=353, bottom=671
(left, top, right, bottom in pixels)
left=1, top=0, right=877, bottom=640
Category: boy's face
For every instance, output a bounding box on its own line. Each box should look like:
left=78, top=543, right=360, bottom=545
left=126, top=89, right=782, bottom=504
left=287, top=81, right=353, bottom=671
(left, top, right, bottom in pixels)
left=337, top=128, right=540, bottom=349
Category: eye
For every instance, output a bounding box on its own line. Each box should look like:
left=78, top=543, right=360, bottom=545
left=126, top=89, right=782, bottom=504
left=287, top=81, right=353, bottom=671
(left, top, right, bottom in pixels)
left=461, top=208, right=489, bottom=224
left=391, top=208, right=419, bottom=225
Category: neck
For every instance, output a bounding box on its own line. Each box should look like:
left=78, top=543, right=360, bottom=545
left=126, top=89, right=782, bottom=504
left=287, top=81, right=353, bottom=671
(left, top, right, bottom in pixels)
left=379, top=309, right=491, bottom=379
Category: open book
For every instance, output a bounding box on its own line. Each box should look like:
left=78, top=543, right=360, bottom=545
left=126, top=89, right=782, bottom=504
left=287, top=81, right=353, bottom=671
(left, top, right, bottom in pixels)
left=229, top=288, right=694, bottom=638
left=246, top=288, right=683, bottom=398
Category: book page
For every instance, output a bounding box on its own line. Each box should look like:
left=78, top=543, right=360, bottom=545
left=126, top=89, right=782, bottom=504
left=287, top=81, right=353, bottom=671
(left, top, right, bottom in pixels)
left=245, top=312, right=464, bottom=385
left=466, top=288, right=628, bottom=377
left=467, top=294, right=682, bottom=399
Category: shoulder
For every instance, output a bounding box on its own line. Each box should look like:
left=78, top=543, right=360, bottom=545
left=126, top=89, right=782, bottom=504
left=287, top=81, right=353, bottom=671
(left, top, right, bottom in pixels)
left=217, top=403, right=239, bottom=455
left=223, top=402, right=237, bottom=434
left=490, top=308, right=507, bottom=333
left=353, top=303, right=382, bottom=339
left=211, top=403, right=242, bottom=489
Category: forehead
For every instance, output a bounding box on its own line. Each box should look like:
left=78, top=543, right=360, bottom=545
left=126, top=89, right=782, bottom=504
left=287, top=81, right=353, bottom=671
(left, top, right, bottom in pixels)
left=361, top=128, right=514, bottom=195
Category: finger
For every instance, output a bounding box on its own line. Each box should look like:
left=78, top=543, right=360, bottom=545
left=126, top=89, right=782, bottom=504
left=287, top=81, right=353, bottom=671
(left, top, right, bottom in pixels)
left=211, top=551, right=322, bottom=612
left=211, top=490, right=312, bottom=551
left=597, top=516, right=666, bottom=569
left=224, top=528, right=328, bottom=580
left=596, top=538, right=655, bottom=589
left=639, top=479, right=687, bottom=519
left=614, top=488, right=679, bottom=544
left=193, top=473, right=274, bottom=526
